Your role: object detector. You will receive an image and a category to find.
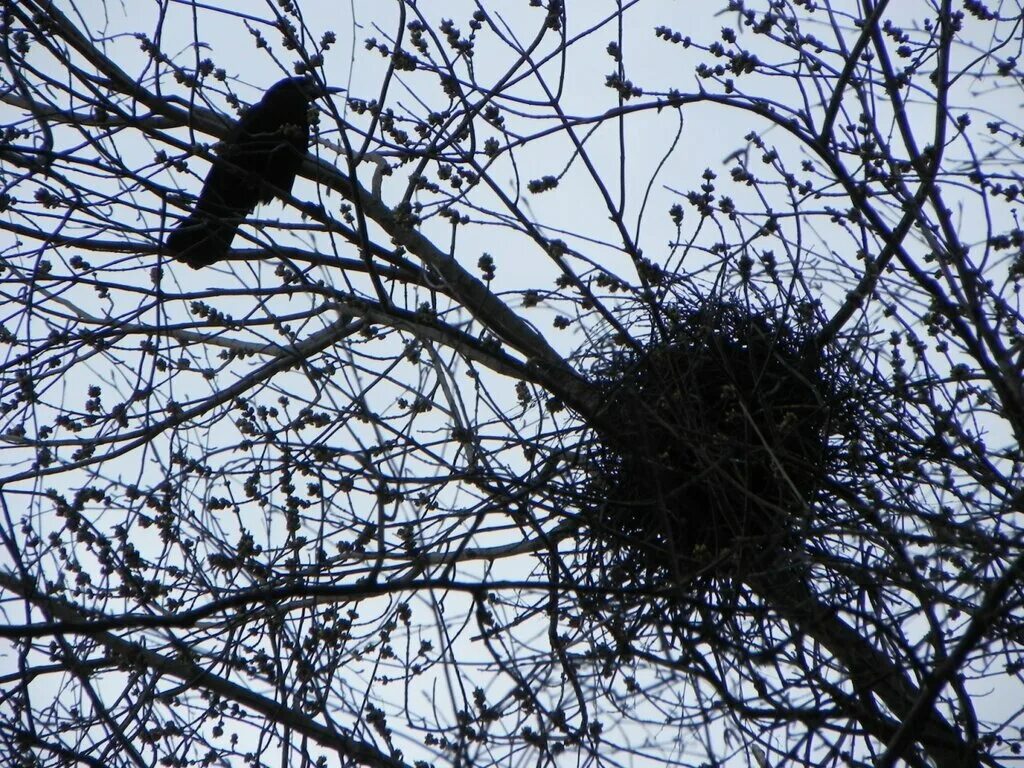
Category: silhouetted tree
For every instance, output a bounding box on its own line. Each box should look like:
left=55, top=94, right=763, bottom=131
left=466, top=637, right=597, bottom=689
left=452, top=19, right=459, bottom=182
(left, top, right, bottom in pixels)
left=1, top=2, right=1021, bottom=768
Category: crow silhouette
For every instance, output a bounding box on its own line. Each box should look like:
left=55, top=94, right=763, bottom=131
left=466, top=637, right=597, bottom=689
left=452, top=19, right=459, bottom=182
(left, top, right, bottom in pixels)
left=167, top=77, right=332, bottom=269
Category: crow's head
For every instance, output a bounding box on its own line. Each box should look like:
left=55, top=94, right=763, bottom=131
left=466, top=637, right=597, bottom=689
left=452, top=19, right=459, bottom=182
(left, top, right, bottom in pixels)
left=267, top=76, right=344, bottom=106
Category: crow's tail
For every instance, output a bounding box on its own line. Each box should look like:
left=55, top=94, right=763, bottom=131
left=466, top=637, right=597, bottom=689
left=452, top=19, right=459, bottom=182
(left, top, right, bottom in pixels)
left=166, top=212, right=240, bottom=269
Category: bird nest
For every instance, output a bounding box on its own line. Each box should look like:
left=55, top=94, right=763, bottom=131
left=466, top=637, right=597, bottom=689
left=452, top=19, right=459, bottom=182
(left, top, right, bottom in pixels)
left=579, top=300, right=847, bottom=615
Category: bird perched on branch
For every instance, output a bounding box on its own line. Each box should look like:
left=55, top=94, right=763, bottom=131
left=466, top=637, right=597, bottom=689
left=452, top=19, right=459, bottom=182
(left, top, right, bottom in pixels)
left=166, top=76, right=339, bottom=269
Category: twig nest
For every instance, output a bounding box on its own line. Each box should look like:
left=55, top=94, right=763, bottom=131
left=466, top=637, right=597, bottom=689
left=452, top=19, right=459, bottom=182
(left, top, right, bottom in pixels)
left=584, top=300, right=840, bottom=597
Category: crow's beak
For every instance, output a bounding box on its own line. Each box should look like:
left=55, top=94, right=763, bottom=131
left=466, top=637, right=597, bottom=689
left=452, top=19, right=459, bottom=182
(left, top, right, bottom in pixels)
left=295, top=77, right=346, bottom=101
left=309, top=83, right=346, bottom=100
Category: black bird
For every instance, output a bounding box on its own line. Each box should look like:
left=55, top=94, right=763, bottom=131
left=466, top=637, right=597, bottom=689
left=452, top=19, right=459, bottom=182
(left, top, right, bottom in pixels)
left=167, top=77, right=332, bottom=269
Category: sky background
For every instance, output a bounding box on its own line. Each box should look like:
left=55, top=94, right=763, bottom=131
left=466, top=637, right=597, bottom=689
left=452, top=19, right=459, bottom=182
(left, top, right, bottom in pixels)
left=2, top=1, right=1022, bottom=766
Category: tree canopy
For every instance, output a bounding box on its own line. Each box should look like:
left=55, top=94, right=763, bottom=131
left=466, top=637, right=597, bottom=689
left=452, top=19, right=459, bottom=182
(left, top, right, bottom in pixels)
left=1, top=2, right=1022, bottom=767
